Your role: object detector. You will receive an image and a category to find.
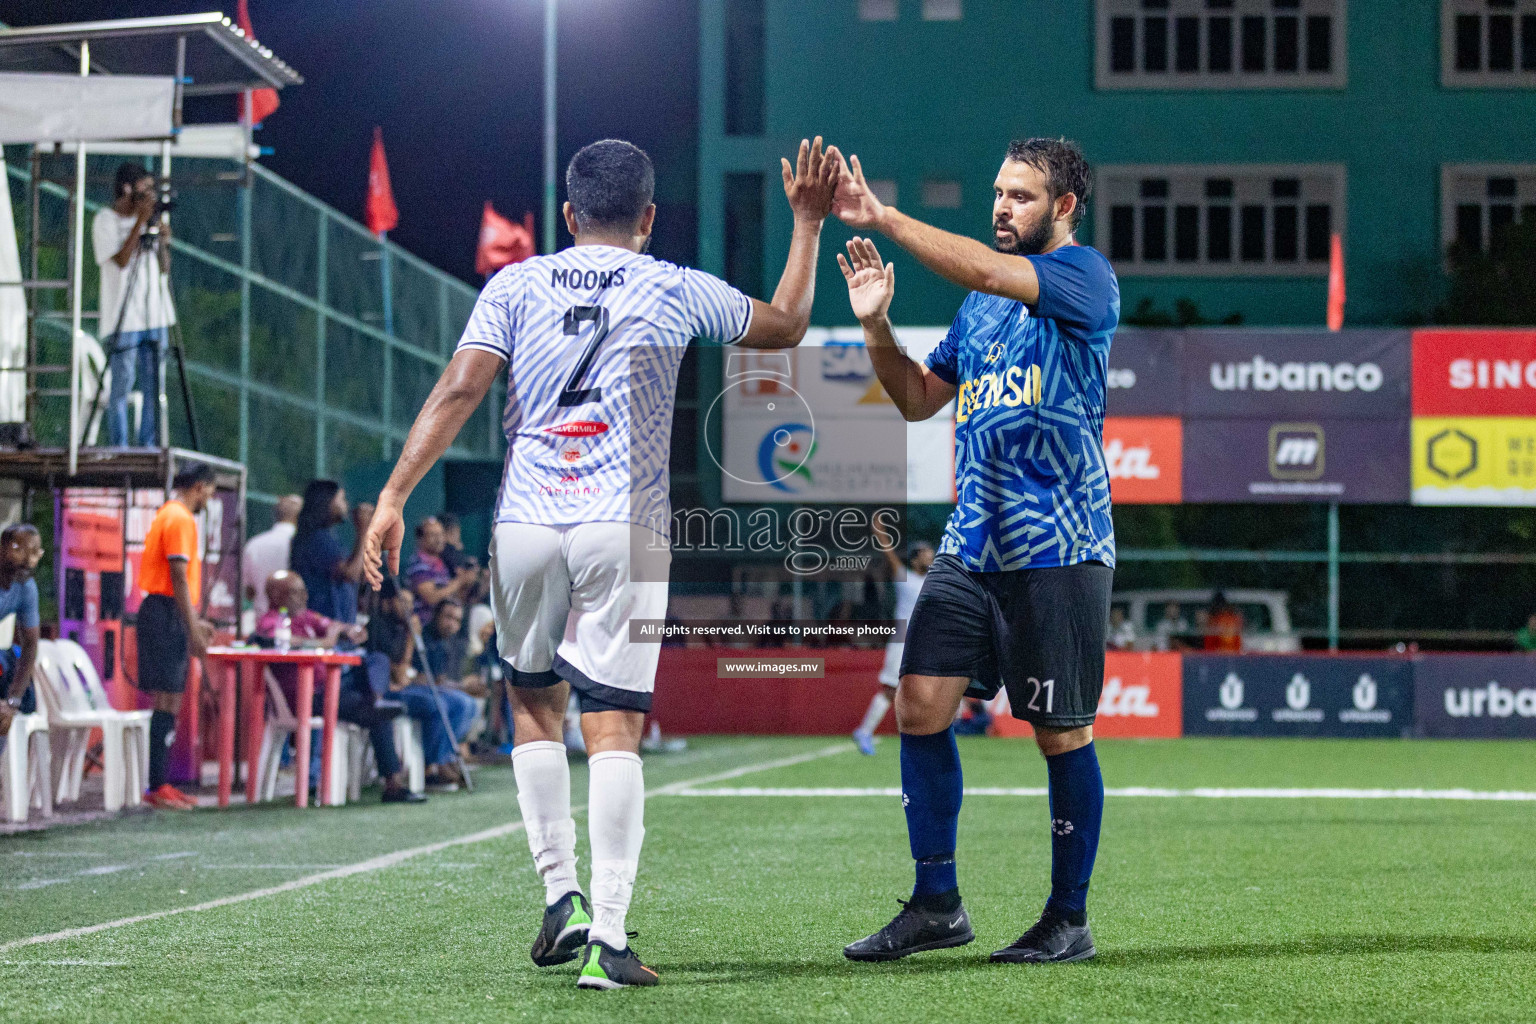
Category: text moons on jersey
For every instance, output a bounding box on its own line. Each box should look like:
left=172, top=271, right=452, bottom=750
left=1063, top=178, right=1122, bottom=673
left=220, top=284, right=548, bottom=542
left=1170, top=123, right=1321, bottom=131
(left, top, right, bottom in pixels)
left=552, top=268, right=627, bottom=289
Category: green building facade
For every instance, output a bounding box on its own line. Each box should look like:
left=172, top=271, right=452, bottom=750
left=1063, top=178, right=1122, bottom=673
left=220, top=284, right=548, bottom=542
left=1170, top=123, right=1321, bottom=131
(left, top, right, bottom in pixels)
left=698, top=0, right=1536, bottom=329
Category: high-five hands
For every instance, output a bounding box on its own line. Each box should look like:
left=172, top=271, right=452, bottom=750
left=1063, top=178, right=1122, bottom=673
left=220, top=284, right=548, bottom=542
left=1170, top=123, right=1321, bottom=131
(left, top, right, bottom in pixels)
left=782, top=136, right=842, bottom=225
left=831, top=153, right=887, bottom=231
left=837, top=237, right=895, bottom=325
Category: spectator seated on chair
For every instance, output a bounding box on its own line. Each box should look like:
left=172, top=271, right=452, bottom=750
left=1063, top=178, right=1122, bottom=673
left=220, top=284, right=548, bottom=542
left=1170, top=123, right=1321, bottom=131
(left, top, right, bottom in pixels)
left=365, top=577, right=476, bottom=792
left=257, top=571, right=424, bottom=804
left=0, top=524, right=44, bottom=740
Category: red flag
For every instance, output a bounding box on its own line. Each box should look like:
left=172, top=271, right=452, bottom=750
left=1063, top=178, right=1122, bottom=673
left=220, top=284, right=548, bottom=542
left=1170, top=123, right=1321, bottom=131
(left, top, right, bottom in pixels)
left=236, top=0, right=280, bottom=126
left=1326, top=232, right=1345, bottom=331
left=476, top=203, right=536, bottom=276
left=366, top=127, right=399, bottom=236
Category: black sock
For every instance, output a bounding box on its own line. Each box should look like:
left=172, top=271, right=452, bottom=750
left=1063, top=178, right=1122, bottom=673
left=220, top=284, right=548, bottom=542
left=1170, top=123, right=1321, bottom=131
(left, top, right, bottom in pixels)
left=148, top=710, right=175, bottom=789
left=908, top=887, right=962, bottom=914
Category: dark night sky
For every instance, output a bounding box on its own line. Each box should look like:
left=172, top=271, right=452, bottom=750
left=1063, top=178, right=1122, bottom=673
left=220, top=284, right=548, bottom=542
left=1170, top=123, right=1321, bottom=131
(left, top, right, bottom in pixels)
left=0, top=0, right=701, bottom=281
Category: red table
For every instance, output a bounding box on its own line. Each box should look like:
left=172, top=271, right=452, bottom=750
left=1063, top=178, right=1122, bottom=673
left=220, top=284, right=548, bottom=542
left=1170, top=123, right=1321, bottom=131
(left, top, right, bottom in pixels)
left=207, top=647, right=363, bottom=809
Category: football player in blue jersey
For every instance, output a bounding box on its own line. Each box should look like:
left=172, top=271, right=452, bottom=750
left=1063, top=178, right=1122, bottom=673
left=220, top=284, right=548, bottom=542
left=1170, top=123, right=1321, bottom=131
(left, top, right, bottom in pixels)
left=833, top=139, right=1119, bottom=965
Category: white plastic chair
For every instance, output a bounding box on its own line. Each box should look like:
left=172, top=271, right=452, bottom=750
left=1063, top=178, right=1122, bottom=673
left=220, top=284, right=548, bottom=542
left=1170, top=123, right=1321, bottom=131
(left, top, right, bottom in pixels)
left=395, top=715, right=426, bottom=794
left=253, top=669, right=358, bottom=806
left=33, top=640, right=148, bottom=812
left=350, top=714, right=426, bottom=800
left=3, top=709, right=53, bottom=823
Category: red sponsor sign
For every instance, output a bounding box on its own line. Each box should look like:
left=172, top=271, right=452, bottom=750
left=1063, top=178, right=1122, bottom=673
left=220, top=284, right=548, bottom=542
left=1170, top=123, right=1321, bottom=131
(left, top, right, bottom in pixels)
left=1413, top=329, right=1536, bottom=416
left=989, top=652, right=1184, bottom=739
left=1103, top=416, right=1182, bottom=504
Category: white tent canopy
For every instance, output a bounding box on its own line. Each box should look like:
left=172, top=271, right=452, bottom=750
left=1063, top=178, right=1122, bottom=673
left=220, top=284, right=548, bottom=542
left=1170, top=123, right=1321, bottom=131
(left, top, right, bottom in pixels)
left=0, top=71, right=174, bottom=144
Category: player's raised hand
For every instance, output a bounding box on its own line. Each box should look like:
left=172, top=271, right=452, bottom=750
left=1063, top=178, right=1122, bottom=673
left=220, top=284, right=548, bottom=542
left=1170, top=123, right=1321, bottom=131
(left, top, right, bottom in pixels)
left=832, top=154, right=887, bottom=231
left=837, top=236, right=895, bottom=325
left=362, top=501, right=404, bottom=590
left=781, top=136, right=841, bottom=225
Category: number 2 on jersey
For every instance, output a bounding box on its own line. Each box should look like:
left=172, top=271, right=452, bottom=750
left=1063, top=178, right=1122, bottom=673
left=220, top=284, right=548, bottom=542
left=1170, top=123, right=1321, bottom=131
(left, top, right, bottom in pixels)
left=559, top=304, right=609, bottom=407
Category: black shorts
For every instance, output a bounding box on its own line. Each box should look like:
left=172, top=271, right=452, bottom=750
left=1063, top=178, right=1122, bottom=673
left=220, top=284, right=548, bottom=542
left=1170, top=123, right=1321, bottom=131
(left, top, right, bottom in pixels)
left=136, top=593, right=189, bottom=693
left=504, top=662, right=650, bottom=715
left=899, top=555, right=1113, bottom=729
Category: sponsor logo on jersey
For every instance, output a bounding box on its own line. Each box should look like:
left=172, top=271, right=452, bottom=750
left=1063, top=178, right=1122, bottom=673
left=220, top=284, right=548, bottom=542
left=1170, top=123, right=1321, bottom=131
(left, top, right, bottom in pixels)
left=954, top=363, right=1042, bottom=422
left=544, top=420, right=610, bottom=437
left=1210, top=357, right=1382, bottom=393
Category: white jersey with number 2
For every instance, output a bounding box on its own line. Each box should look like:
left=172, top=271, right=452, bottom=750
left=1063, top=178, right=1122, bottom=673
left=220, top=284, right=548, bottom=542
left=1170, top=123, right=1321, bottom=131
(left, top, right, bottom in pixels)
left=457, top=244, right=752, bottom=541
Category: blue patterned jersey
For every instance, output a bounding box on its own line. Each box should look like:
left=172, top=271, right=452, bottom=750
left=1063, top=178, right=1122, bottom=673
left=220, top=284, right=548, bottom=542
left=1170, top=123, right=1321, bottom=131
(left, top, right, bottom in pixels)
left=457, top=245, right=752, bottom=540
left=923, top=244, right=1120, bottom=571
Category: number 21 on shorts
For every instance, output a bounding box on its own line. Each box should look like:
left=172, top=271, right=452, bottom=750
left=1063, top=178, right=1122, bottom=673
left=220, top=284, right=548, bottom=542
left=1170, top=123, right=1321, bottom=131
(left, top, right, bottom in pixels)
left=1025, top=676, right=1054, bottom=714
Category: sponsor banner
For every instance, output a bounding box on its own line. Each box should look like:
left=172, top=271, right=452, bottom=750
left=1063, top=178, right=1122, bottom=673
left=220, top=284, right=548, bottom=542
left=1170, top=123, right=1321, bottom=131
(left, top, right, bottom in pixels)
left=1412, top=329, right=1536, bottom=417
left=1183, top=418, right=1409, bottom=503
left=990, top=651, right=1183, bottom=739
left=1412, top=416, right=1536, bottom=506
left=1182, top=330, right=1410, bottom=418
left=1183, top=655, right=1413, bottom=737
left=1104, top=416, right=1182, bottom=503
left=1106, top=329, right=1182, bottom=416
left=720, top=331, right=949, bottom=503
left=1413, top=655, right=1536, bottom=738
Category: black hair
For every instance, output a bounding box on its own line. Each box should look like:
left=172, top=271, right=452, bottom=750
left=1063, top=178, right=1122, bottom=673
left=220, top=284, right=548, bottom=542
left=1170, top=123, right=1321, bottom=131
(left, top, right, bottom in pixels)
left=565, top=139, right=655, bottom=232
left=172, top=462, right=216, bottom=490
left=1, top=523, right=39, bottom=547
left=906, top=540, right=934, bottom=563
left=295, top=479, right=340, bottom=537
left=433, top=597, right=463, bottom=617
left=414, top=516, right=441, bottom=539
left=1004, top=138, right=1092, bottom=230
left=438, top=512, right=460, bottom=532
left=115, top=161, right=151, bottom=199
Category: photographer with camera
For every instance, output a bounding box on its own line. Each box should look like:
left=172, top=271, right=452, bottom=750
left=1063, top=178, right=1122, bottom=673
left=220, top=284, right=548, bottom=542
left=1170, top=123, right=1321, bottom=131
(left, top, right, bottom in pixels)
left=93, top=162, right=176, bottom=448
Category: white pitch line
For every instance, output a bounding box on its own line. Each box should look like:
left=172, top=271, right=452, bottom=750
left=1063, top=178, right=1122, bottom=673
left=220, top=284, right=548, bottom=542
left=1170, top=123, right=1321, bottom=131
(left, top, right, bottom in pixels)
left=0, top=741, right=853, bottom=954
left=673, top=786, right=1536, bottom=802
left=0, top=960, right=128, bottom=967
left=11, top=852, right=198, bottom=891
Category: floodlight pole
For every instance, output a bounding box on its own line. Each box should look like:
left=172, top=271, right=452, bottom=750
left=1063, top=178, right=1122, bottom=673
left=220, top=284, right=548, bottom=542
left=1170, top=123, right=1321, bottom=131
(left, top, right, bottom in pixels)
left=542, top=0, right=557, bottom=254
left=66, top=39, right=90, bottom=477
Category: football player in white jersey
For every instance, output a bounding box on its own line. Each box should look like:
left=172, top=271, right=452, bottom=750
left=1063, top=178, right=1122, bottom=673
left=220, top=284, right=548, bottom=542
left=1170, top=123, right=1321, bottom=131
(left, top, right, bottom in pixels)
left=363, top=137, right=839, bottom=989
left=853, top=536, right=935, bottom=755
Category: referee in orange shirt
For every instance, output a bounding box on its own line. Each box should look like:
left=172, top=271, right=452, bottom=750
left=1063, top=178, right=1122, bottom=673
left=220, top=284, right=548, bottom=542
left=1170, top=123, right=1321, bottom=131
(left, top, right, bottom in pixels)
left=138, top=463, right=216, bottom=809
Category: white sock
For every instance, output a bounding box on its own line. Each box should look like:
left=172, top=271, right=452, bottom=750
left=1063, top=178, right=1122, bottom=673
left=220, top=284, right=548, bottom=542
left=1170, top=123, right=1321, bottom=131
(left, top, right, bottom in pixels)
left=512, top=740, right=579, bottom=906
left=587, top=750, right=645, bottom=950
left=858, top=689, right=893, bottom=735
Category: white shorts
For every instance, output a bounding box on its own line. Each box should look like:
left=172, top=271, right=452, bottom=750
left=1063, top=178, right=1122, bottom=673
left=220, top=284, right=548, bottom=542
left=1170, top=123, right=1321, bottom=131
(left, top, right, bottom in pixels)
left=878, top=641, right=904, bottom=688
left=490, top=521, right=671, bottom=713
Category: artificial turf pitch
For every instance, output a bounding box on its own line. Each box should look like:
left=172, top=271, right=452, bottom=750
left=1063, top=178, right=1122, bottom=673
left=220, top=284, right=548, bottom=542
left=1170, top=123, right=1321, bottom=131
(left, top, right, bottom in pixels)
left=2, top=736, right=1533, bottom=1023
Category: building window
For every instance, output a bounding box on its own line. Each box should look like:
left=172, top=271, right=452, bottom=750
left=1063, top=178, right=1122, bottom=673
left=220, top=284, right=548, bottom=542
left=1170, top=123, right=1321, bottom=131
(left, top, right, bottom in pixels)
left=922, top=179, right=962, bottom=208
left=724, top=0, right=764, bottom=135
left=724, top=173, right=765, bottom=297
left=1096, top=164, right=1345, bottom=276
left=859, top=0, right=899, bottom=20
left=1442, top=0, right=1536, bottom=86
left=1096, top=0, right=1347, bottom=89
left=1442, top=164, right=1536, bottom=254
left=922, top=0, right=963, bottom=19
